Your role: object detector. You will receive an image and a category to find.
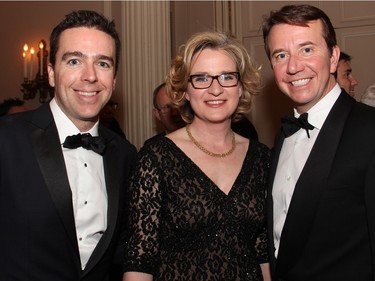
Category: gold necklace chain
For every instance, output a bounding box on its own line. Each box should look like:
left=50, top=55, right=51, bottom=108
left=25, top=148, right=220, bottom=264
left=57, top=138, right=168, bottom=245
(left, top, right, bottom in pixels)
left=186, top=124, right=236, bottom=158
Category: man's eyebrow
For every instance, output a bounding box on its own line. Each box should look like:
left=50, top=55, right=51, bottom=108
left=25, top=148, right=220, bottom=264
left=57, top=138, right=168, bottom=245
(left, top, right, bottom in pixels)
left=61, top=52, right=114, bottom=65
left=62, top=51, right=85, bottom=61
left=271, top=41, right=316, bottom=57
left=298, top=41, right=315, bottom=47
left=271, top=48, right=286, bottom=58
left=98, top=55, right=114, bottom=65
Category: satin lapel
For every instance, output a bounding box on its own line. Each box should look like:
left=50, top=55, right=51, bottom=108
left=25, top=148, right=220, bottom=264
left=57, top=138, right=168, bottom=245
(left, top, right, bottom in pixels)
left=276, top=93, right=355, bottom=275
left=268, top=129, right=285, bottom=273
left=30, top=104, right=79, bottom=253
left=83, top=126, right=121, bottom=273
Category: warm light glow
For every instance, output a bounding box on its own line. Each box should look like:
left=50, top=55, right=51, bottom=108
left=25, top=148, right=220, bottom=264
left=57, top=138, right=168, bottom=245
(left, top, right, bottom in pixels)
left=39, top=42, right=44, bottom=77
left=21, top=39, right=52, bottom=103
left=30, top=48, right=35, bottom=79
left=23, top=51, right=27, bottom=78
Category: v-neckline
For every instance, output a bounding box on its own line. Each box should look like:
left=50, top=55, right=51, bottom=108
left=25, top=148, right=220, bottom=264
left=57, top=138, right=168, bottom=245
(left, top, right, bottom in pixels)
left=164, top=137, right=251, bottom=197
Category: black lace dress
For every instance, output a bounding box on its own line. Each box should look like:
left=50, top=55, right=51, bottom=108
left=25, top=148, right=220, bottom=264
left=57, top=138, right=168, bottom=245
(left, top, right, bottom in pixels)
left=124, top=137, right=270, bottom=281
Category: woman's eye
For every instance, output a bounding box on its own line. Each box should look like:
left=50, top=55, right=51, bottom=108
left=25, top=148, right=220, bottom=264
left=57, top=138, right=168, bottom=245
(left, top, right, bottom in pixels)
left=194, top=76, right=208, bottom=82
left=221, top=74, right=234, bottom=81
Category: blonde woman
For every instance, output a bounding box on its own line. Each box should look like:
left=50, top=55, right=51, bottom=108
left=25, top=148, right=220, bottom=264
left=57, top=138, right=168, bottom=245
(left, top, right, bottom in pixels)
left=123, top=31, right=271, bottom=281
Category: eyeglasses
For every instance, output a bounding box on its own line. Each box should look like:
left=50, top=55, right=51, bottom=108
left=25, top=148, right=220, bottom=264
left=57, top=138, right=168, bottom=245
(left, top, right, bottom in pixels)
left=188, top=72, right=240, bottom=89
left=157, top=103, right=173, bottom=114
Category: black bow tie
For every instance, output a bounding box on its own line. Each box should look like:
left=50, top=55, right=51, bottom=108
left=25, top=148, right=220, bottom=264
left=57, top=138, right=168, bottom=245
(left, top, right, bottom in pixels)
left=281, top=112, right=314, bottom=138
left=63, top=133, right=106, bottom=155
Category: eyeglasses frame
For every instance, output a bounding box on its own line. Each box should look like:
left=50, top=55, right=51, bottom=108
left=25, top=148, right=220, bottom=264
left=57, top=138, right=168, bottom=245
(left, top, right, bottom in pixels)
left=156, top=103, right=173, bottom=114
left=188, top=72, right=240, bottom=89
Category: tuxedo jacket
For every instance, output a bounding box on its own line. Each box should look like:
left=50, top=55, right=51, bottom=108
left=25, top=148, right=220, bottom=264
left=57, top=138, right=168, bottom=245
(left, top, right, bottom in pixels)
left=268, top=92, right=375, bottom=281
left=0, top=103, right=137, bottom=281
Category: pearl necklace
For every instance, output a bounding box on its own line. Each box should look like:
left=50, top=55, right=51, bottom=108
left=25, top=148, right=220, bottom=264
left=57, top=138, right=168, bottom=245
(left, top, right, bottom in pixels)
left=185, top=125, right=236, bottom=158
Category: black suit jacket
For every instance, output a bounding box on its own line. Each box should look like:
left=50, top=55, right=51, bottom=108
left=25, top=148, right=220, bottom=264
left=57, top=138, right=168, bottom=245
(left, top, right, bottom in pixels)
left=268, top=92, right=375, bottom=281
left=0, top=103, right=137, bottom=281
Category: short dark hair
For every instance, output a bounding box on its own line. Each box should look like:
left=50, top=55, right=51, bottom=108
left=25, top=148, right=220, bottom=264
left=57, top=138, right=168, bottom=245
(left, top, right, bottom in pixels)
left=262, top=4, right=337, bottom=60
left=0, top=98, right=25, bottom=116
left=49, top=10, right=121, bottom=75
left=334, top=51, right=352, bottom=78
left=152, top=82, right=166, bottom=110
left=339, top=51, right=351, bottom=62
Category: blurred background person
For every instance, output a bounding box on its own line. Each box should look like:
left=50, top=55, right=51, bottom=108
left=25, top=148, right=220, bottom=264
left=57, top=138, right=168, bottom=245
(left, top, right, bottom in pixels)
left=361, top=83, right=375, bottom=107
left=0, top=98, right=27, bottom=117
left=144, top=82, right=185, bottom=144
left=334, top=51, right=359, bottom=97
left=100, top=99, right=127, bottom=139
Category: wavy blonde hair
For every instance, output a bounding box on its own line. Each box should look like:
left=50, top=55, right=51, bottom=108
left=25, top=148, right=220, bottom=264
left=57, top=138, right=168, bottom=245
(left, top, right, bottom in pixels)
left=166, top=31, right=262, bottom=123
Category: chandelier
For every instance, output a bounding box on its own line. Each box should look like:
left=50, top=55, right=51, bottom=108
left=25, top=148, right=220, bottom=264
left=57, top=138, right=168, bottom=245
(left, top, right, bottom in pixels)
left=21, top=40, right=54, bottom=103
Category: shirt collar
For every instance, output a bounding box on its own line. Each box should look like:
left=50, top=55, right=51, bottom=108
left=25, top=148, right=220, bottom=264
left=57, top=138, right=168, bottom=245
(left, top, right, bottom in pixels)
left=49, top=98, right=100, bottom=145
left=294, top=83, right=341, bottom=130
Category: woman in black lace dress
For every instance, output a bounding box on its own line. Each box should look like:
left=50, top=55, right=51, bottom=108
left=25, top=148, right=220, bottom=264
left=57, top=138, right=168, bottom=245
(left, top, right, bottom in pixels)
left=123, top=31, right=271, bottom=281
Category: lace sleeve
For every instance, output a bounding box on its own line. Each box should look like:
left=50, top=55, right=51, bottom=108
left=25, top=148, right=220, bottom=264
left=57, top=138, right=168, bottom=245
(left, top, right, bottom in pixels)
left=123, top=142, right=163, bottom=275
left=255, top=224, right=269, bottom=264
left=254, top=143, right=271, bottom=264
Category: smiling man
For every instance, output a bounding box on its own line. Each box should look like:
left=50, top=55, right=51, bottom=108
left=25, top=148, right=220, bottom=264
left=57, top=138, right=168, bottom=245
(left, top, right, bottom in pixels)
left=262, top=4, right=375, bottom=281
left=0, top=10, right=137, bottom=281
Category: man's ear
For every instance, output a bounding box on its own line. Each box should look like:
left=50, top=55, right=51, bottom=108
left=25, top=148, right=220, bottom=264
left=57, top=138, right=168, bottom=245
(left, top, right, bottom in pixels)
left=330, top=45, right=340, bottom=74
left=153, top=108, right=161, bottom=121
left=47, top=63, right=55, bottom=87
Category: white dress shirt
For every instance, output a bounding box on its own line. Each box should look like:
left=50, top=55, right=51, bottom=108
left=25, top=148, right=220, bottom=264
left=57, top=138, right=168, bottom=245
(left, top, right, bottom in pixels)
left=50, top=98, right=107, bottom=269
left=273, top=84, right=341, bottom=257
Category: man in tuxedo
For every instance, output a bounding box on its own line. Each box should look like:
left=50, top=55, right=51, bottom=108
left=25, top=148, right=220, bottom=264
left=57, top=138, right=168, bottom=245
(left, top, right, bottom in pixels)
left=262, top=4, right=375, bottom=281
left=0, top=10, right=137, bottom=281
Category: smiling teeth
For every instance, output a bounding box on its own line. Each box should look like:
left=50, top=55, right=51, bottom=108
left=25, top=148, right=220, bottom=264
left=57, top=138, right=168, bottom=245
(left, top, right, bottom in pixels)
left=206, top=100, right=224, bottom=105
left=292, top=79, right=310, bottom=86
left=79, top=91, right=97, bottom=96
